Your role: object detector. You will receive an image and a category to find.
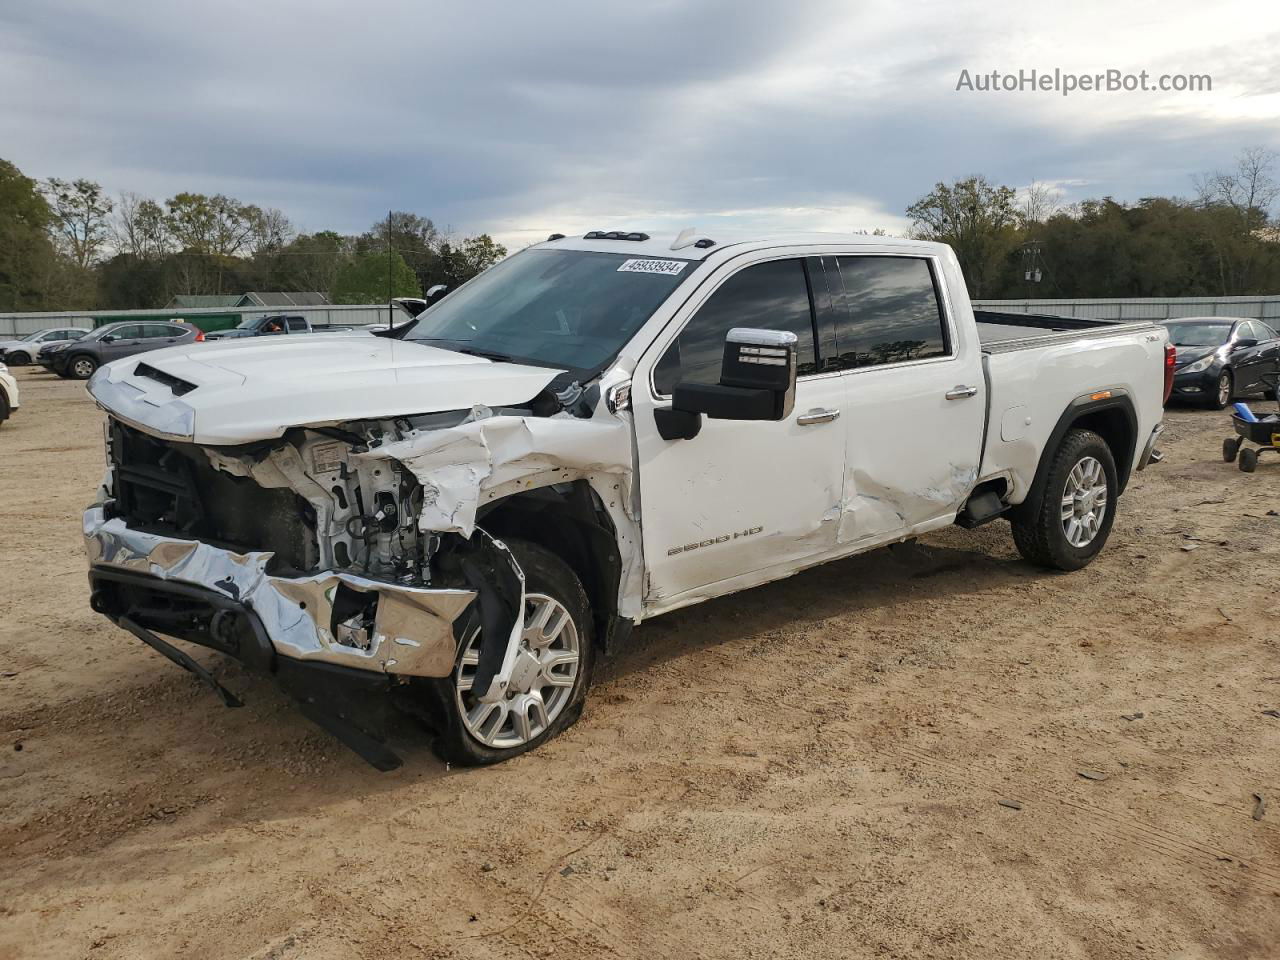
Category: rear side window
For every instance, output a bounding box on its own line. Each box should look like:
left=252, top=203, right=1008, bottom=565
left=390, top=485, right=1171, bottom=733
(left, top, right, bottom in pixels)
left=653, top=258, right=817, bottom=395
left=832, top=257, right=950, bottom=369
left=286, top=316, right=307, bottom=331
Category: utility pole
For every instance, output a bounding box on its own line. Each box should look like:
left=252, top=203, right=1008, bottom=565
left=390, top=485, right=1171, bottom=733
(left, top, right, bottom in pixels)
left=387, top=209, right=393, bottom=326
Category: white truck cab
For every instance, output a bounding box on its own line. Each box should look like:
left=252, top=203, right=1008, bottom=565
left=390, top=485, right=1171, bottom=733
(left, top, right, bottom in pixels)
left=83, top=230, right=1169, bottom=768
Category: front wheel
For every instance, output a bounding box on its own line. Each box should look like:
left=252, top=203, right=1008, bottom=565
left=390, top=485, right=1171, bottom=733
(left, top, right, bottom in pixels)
left=1223, top=436, right=1242, bottom=462
left=425, top=539, right=595, bottom=766
left=1011, top=428, right=1118, bottom=571
left=1210, top=370, right=1233, bottom=410
left=69, top=355, right=98, bottom=380
left=4, top=351, right=29, bottom=366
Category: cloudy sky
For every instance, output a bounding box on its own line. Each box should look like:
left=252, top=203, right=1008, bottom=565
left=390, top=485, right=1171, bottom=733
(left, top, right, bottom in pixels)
left=2, top=0, right=1278, bottom=251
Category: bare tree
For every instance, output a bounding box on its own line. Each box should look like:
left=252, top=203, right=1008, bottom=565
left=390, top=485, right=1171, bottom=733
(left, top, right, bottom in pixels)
left=1017, top=181, right=1061, bottom=227
left=113, top=191, right=171, bottom=259
left=43, top=177, right=114, bottom=268
left=244, top=205, right=295, bottom=255
left=1195, top=146, right=1279, bottom=227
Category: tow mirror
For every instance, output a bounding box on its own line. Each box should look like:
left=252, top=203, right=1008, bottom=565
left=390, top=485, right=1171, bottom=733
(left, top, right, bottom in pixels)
left=425, top=284, right=449, bottom=304
left=1235, top=337, right=1258, bottom=349
left=655, top=328, right=798, bottom=441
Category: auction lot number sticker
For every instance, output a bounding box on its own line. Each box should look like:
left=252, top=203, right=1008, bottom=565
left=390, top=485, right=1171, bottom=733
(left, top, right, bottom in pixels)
left=617, top=258, right=687, bottom=276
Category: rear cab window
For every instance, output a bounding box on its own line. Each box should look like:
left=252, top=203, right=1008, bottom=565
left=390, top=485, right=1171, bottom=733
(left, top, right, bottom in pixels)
left=830, top=257, right=950, bottom=369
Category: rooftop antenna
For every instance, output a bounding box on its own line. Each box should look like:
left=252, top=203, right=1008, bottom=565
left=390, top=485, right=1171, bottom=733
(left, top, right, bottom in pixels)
left=670, top=227, right=717, bottom=251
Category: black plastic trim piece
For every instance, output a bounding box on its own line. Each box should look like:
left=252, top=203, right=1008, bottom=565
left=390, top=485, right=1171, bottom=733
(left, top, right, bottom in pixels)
left=654, top=406, right=702, bottom=441
left=118, top=614, right=244, bottom=708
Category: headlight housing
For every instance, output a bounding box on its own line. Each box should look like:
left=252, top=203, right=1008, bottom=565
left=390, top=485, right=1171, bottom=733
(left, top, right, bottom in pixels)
left=1181, top=355, right=1214, bottom=374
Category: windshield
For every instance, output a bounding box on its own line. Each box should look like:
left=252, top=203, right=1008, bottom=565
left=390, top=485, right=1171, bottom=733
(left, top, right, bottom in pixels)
left=21, top=329, right=51, bottom=342
left=402, top=249, right=694, bottom=372
left=1161, top=321, right=1232, bottom=347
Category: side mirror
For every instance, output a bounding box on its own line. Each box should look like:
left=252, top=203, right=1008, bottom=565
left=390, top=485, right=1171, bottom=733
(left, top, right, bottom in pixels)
left=426, top=284, right=449, bottom=304
left=655, top=328, right=798, bottom=441
left=101, top=334, right=116, bottom=343
left=1234, top=337, right=1258, bottom=349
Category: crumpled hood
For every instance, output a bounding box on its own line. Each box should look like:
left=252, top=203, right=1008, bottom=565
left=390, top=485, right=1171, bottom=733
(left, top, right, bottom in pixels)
left=1174, top=345, right=1219, bottom=368
left=88, top=334, right=564, bottom=444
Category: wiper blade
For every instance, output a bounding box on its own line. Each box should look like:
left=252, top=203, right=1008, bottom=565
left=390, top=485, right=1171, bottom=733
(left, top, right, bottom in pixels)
left=455, top=347, right=516, bottom=363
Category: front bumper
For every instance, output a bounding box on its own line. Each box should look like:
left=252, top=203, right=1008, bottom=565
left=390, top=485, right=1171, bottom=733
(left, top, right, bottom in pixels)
left=83, top=506, right=475, bottom=678
left=1171, top=368, right=1218, bottom=400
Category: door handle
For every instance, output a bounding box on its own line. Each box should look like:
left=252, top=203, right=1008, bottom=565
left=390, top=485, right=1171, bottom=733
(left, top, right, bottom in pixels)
left=797, top=408, right=841, bottom=425
left=945, top=385, right=979, bottom=400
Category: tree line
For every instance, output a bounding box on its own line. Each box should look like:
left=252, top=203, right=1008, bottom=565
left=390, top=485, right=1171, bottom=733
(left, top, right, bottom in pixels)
left=0, top=157, right=507, bottom=312
left=5, top=148, right=1280, bottom=313
left=905, top=147, right=1280, bottom=300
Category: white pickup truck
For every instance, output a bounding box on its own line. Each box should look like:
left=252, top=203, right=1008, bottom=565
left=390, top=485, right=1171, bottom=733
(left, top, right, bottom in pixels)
left=83, top=231, right=1171, bottom=769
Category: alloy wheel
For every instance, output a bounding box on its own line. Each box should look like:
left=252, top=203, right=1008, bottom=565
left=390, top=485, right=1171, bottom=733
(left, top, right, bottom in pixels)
left=454, top=592, right=581, bottom=749
left=1060, top=455, right=1108, bottom=547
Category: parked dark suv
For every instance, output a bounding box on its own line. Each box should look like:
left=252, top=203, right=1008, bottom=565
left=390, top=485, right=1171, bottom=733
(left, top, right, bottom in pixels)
left=43, top=321, right=204, bottom=380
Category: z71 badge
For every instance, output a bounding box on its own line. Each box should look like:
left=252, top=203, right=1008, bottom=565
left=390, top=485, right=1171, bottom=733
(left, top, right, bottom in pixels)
left=668, top=526, right=762, bottom=557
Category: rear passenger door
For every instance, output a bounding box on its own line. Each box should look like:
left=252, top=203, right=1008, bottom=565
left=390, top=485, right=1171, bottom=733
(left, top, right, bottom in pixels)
left=828, top=255, right=985, bottom=544
left=634, top=255, right=847, bottom=604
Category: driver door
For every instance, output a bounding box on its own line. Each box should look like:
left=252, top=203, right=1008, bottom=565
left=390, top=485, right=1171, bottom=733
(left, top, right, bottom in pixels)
left=632, top=255, right=847, bottom=607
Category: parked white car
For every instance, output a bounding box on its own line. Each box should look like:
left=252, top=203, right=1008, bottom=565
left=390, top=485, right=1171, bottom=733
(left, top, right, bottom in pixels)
left=0, top=361, right=19, bottom=427
left=0, top=327, right=91, bottom=365
left=82, top=230, right=1170, bottom=768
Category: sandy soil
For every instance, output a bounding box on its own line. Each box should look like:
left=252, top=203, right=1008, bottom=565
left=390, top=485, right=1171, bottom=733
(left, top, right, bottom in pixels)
left=1, top=365, right=1278, bottom=960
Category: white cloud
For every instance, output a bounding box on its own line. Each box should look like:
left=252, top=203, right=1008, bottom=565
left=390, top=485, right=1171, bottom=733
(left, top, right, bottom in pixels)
left=1, top=0, right=1277, bottom=244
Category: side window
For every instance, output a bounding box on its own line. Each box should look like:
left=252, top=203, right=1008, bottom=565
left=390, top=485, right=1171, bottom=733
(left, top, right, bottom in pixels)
left=653, top=258, right=817, bottom=395
left=138, top=325, right=166, bottom=339
left=111, top=325, right=142, bottom=340
left=832, top=257, right=949, bottom=368
left=1260, top=322, right=1279, bottom=340
left=67, top=330, right=86, bottom=340
left=286, top=316, right=307, bottom=331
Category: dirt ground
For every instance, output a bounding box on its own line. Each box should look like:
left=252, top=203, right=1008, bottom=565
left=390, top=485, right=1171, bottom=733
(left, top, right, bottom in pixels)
left=1, top=365, right=1278, bottom=960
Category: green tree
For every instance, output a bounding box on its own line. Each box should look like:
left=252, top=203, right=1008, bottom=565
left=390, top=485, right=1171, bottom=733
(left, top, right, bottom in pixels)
left=435, top=233, right=507, bottom=288
left=906, top=175, right=1019, bottom=297
left=330, top=250, right=421, bottom=303
left=44, top=177, right=113, bottom=268
left=0, top=158, right=59, bottom=310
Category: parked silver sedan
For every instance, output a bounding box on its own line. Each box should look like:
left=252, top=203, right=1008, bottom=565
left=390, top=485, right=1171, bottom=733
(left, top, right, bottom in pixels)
left=0, top=327, right=91, bottom=365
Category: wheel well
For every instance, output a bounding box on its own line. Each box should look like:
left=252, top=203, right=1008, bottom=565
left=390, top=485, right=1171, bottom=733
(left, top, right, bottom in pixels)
left=475, top=481, right=623, bottom=650
left=1070, top=407, right=1136, bottom=492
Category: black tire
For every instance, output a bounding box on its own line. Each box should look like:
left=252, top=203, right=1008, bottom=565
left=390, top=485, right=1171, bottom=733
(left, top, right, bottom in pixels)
left=68, top=354, right=98, bottom=380
left=424, top=539, right=595, bottom=766
left=0, top=388, right=9, bottom=426
left=1223, top=436, right=1242, bottom=462
left=4, top=351, right=29, bottom=366
left=1011, top=428, right=1118, bottom=572
left=1240, top=447, right=1258, bottom=473
left=1209, top=370, right=1233, bottom=410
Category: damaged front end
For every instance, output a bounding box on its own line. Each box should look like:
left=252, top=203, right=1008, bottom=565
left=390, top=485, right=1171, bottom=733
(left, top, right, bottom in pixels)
left=84, top=381, right=638, bottom=768
left=84, top=415, right=538, bottom=769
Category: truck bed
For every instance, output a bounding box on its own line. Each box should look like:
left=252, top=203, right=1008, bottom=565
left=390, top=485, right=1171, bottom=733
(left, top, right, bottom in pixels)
left=976, top=310, right=1159, bottom=353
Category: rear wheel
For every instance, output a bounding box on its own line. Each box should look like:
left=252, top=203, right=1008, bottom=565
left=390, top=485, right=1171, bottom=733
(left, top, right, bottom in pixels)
left=1210, top=370, right=1233, bottom=410
left=425, top=539, right=595, bottom=766
left=69, top=355, right=98, bottom=380
left=1011, top=428, right=1118, bottom=571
